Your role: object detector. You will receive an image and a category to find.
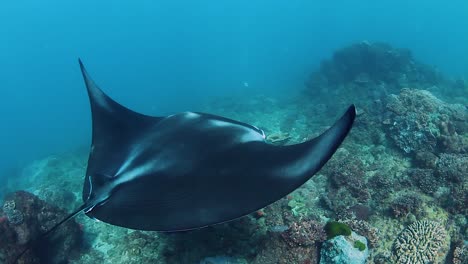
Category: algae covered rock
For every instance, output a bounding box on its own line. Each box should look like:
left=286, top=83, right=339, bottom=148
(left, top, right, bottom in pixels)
left=319, top=231, right=369, bottom=264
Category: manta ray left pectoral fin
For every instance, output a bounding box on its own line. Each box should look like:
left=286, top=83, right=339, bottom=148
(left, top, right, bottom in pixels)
left=300, top=104, right=356, bottom=173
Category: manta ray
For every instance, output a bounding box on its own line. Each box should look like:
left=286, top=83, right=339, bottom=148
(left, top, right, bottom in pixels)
left=16, top=60, right=355, bottom=261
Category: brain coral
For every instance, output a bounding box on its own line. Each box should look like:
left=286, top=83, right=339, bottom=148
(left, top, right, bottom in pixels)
left=392, top=220, right=448, bottom=264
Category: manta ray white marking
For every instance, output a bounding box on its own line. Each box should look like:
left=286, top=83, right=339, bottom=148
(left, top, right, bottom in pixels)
left=86, top=176, right=93, bottom=200
left=116, top=162, right=157, bottom=186
left=252, top=125, right=266, bottom=139
left=116, top=148, right=178, bottom=185
left=239, top=131, right=264, bottom=143
left=209, top=119, right=265, bottom=143
left=116, top=144, right=145, bottom=176
left=184, top=112, right=200, bottom=119
left=210, top=119, right=232, bottom=127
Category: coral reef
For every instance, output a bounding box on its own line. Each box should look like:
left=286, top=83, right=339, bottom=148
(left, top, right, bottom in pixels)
left=0, top=191, right=82, bottom=264
left=323, top=152, right=370, bottom=217
left=392, top=220, right=449, bottom=263
left=314, top=40, right=466, bottom=102
left=433, top=153, right=467, bottom=215
left=383, top=89, right=467, bottom=155
left=3, top=41, right=466, bottom=264
left=303, top=41, right=458, bottom=109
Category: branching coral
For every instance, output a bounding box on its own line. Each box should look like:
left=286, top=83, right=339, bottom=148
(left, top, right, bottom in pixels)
left=392, top=220, right=448, bottom=264
left=435, top=153, right=468, bottom=183
left=324, top=154, right=370, bottom=216
left=452, top=242, right=466, bottom=264
left=389, top=194, right=424, bottom=218
left=281, top=219, right=326, bottom=247
left=408, top=169, right=439, bottom=195
left=368, top=174, right=395, bottom=200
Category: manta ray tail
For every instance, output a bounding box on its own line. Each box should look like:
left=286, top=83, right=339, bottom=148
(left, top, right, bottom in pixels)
left=13, top=204, right=89, bottom=263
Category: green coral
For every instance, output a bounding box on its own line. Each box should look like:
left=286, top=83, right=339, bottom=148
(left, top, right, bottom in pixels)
left=354, top=240, right=366, bottom=251
left=325, top=221, right=352, bottom=239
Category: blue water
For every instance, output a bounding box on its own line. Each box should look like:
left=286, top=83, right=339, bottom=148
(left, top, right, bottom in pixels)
left=0, top=0, right=467, bottom=180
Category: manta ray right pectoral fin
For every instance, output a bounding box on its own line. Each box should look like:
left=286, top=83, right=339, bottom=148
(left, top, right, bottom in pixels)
left=79, top=59, right=168, bottom=203
left=78, top=59, right=163, bottom=145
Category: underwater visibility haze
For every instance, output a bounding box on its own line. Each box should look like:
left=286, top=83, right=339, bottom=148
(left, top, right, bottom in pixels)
left=0, top=0, right=467, bottom=263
